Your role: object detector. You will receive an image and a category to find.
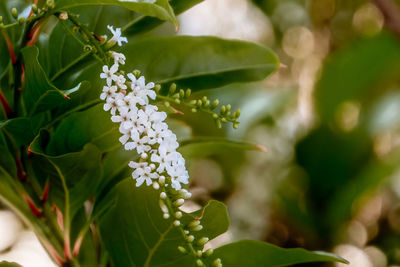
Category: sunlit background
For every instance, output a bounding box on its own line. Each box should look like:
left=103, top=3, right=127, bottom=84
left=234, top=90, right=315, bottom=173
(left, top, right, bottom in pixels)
left=3, top=0, right=400, bottom=266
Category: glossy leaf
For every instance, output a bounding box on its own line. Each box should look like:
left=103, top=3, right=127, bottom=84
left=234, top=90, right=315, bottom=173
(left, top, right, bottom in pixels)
left=204, top=240, right=348, bottom=267
left=30, top=130, right=103, bottom=218
left=55, top=0, right=178, bottom=26
left=178, top=137, right=265, bottom=158
left=21, top=46, right=79, bottom=116
left=75, top=36, right=279, bottom=93
left=123, top=0, right=204, bottom=36
left=100, top=179, right=229, bottom=267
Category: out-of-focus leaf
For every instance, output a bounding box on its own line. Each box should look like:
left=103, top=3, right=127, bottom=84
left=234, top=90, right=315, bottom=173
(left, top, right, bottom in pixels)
left=178, top=137, right=265, bottom=158
left=100, top=179, right=229, bottom=267
left=204, top=240, right=348, bottom=266
left=123, top=0, right=204, bottom=36
left=315, top=33, right=400, bottom=122
left=0, top=118, right=35, bottom=147
left=55, top=0, right=178, bottom=26
left=74, top=36, right=279, bottom=93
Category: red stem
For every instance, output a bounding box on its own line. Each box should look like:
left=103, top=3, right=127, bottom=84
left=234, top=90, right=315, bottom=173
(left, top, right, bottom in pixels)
left=1, top=30, right=17, bottom=65
left=0, top=91, right=13, bottom=118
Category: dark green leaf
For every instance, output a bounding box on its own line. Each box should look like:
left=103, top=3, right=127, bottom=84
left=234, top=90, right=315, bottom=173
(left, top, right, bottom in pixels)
left=55, top=0, right=178, bottom=26
left=178, top=137, right=265, bottom=158
left=123, top=0, right=204, bottom=36
left=0, top=118, right=35, bottom=147
left=205, top=240, right=348, bottom=267
left=100, top=179, right=229, bottom=267
left=21, top=46, right=79, bottom=115
left=75, top=36, right=279, bottom=93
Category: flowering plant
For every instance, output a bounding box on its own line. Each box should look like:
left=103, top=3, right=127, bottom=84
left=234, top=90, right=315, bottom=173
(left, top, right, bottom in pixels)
left=0, top=1, right=348, bottom=266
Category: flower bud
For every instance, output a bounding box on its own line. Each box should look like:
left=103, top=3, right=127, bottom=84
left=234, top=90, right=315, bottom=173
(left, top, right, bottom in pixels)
left=220, top=105, right=226, bottom=114
left=191, top=225, right=203, bottom=232
left=196, top=100, right=202, bottom=107
left=233, top=123, right=238, bottom=129
left=235, top=108, right=241, bottom=117
left=177, top=246, right=187, bottom=254
left=216, top=120, right=222, bottom=129
left=196, top=250, right=203, bottom=257
left=186, top=235, right=194, bottom=242
left=197, top=237, right=209, bottom=246
left=46, top=0, right=55, bottom=9
left=184, top=230, right=190, bottom=235
left=204, top=249, right=214, bottom=257
left=152, top=182, right=160, bottom=190
left=213, top=258, right=222, bottom=267
left=18, top=17, right=25, bottom=24
left=226, top=104, right=231, bottom=111
left=155, top=84, right=161, bottom=93
left=189, top=220, right=200, bottom=227
left=140, top=153, right=148, bottom=160
left=179, top=89, right=185, bottom=98
left=196, top=259, right=204, bottom=266
left=11, top=8, right=18, bottom=19
left=132, top=70, right=141, bottom=77
left=221, top=118, right=227, bottom=123
left=160, top=192, right=167, bottom=199
left=164, top=101, right=170, bottom=107
left=169, top=83, right=177, bottom=95
left=191, top=108, right=197, bottom=113
left=212, top=99, right=219, bottom=109
left=212, top=113, right=218, bottom=119
left=175, top=211, right=182, bottom=219
left=163, top=213, right=170, bottom=219
left=174, top=199, right=184, bottom=207
left=185, top=89, right=191, bottom=98
left=158, top=176, right=165, bottom=185
left=173, top=220, right=181, bottom=226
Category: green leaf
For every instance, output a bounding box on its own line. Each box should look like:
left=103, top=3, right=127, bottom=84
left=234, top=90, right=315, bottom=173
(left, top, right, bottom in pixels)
left=0, top=118, right=35, bottom=147
left=30, top=130, right=103, bottom=218
left=315, top=32, right=400, bottom=122
left=21, top=46, right=79, bottom=116
left=55, top=0, right=178, bottom=26
left=46, top=103, right=119, bottom=155
left=76, top=36, right=279, bottom=92
left=205, top=240, right=348, bottom=267
left=100, top=179, right=229, bottom=267
left=0, top=261, right=23, bottom=267
left=178, top=137, right=265, bottom=158
left=123, top=0, right=204, bottom=36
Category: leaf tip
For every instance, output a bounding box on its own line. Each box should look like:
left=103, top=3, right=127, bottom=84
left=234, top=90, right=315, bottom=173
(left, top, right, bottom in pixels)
left=256, top=144, right=267, bottom=152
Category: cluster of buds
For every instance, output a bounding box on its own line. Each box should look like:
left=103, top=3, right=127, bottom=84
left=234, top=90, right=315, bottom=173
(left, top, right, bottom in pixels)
left=0, top=1, right=51, bottom=28
left=100, top=25, right=222, bottom=266
left=155, top=84, right=240, bottom=129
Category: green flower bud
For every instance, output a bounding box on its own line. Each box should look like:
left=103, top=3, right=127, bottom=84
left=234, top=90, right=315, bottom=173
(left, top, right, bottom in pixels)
left=220, top=105, right=226, bottom=114
left=236, top=108, right=241, bottom=117
left=163, top=213, right=170, bottom=219
left=204, top=100, right=210, bottom=107
left=175, top=211, right=182, bottom=219
left=204, top=249, right=214, bottom=257
left=185, top=89, right=191, bottom=98
left=18, top=17, right=24, bottom=24
left=174, top=98, right=180, bottom=104
left=196, top=250, right=203, bottom=257
left=46, top=0, right=55, bottom=9
left=132, top=69, right=141, bottom=78
left=191, top=224, right=203, bottom=232
left=216, top=120, right=222, bottom=129
left=221, top=118, right=227, bottom=123
left=212, top=99, right=219, bottom=109
left=11, top=8, right=18, bottom=19
left=213, top=258, right=222, bottom=267
left=233, top=124, right=238, bottom=129
left=226, top=104, right=231, bottom=111
left=189, top=99, right=197, bottom=105
left=169, top=83, right=177, bottom=95
left=212, top=113, right=219, bottom=119
left=178, top=246, right=187, bottom=254
left=174, top=199, right=185, bottom=206
left=197, top=237, right=209, bottom=246
left=196, top=259, right=204, bottom=266
left=172, top=93, right=180, bottom=99
left=189, top=220, right=200, bottom=228
left=202, top=96, right=208, bottom=103
left=196, top=100, right=202, bottom=107
left=179, top=89, right=185, bottom=98
left=164, top=101, right=170, bottom=107
left=186, top=235, right=194, bottom=243
left=155, top=84, right=161, bottom=93
left=173, top=220, right=181, bottom=226
left=191, top=108, right=197, bottom=113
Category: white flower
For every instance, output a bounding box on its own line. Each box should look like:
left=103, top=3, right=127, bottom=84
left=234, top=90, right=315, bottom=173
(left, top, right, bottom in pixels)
left=167, top=164, right=189, bottom=190
left=107, top=25, right=128, bottom=47
left=103, top=93, right=123, bottom=115
left=111, top=107, right=132, bottom=129
left=115, top=75, right=127, bottom=90
left=100, top=64, right=119, bottom=86
left=111, top=51, right=126, bottom=65
left=130, top=163, right=158, bottom=187
left=100, top=85, right=117, bottom=100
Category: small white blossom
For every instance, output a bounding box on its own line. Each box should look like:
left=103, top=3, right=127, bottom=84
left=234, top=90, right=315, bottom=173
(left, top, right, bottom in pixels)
left=111, top=51, right=126, bottom=65
left=100, top=85, right=117, bottom=100
left=107, top=25, right=128, bottom=47
left=115, top=75, right=127, bottom=90
left=100, top=64, right=119, bottom=86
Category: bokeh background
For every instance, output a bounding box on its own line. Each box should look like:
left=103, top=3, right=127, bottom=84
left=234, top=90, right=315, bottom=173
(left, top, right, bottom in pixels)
left=2, top=0, right=400, bottom=266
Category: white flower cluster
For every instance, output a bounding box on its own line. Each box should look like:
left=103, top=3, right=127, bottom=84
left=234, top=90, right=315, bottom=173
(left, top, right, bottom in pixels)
left=99, top=52, right=189, bottom=191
